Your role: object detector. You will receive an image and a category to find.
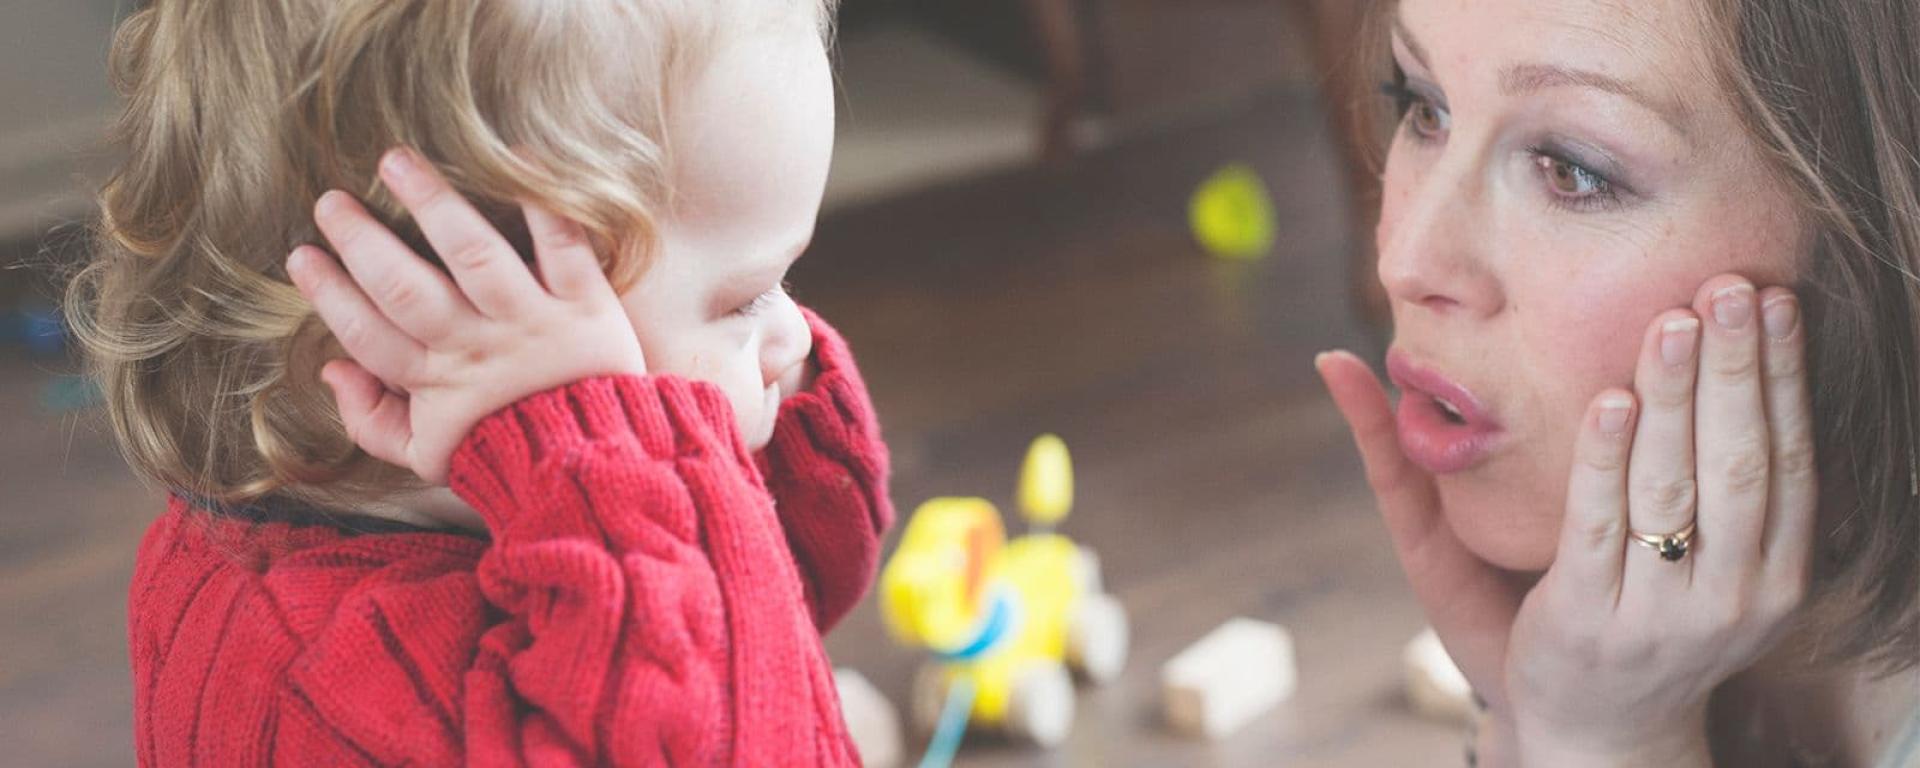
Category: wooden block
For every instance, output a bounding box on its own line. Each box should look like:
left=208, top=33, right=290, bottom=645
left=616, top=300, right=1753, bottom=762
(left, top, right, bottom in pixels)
left=1160, top=617, right=1296, bottom=739
left=1403, top=627, right=1474, bottom=726
left=835, top=668, right=904, bottom=768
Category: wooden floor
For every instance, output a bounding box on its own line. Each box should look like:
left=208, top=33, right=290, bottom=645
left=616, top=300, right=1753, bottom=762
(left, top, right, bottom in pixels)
left=0, top=86, right=1463, bottom=767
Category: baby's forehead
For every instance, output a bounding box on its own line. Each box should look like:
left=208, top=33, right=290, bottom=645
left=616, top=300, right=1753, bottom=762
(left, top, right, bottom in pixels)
left=659, top=22, right=833, bottom=231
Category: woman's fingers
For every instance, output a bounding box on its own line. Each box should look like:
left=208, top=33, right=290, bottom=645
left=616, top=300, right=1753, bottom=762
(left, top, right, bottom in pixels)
left=1626, top=310, right=1701, bottom=538
left=1757, top=288, right=1817, bottom=585
left=1621, top=310, right=1702, bottom=603
left=1318, top=350, right=1522, bottom=708
left=522, top=201, right=610, bottom=301
left=320, top=358, right=415, bottom=471
left=377, top=148, right=545, bottom=319
left=1316, top=350, right=1445, bottom=549
left=1691, top=276, right=1772, bottom=581
left=1553, top=390, right=1636, bottom=610
left=287, top=245, right=426, bottom=386
left=311, top=190, right=468, bottom=344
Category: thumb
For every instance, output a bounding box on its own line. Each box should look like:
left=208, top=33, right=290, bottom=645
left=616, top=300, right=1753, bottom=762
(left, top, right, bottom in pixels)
left=1316, top=349, right=1521, bottom=707
left=322, top=359, right=417, bottom=475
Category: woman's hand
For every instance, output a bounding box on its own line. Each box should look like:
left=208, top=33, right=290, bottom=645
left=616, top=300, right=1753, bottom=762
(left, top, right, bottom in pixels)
left=1318, top=273, right=1817, bottom=767
left=287, top=147, right=645, bottom=486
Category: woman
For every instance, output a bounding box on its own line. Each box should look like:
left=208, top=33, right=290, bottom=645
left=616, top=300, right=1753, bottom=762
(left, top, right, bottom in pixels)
left=1317, top=0, right=1919, bottom=764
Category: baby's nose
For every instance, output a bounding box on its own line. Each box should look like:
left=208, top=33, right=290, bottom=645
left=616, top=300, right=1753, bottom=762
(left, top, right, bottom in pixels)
left=761, top=305, right=812, bottom=387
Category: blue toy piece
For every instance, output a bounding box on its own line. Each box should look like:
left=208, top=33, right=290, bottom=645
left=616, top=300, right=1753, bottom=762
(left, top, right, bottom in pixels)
left=2, top=307, right=68, bottom=356
left=41, top=376, right=103, bottom=413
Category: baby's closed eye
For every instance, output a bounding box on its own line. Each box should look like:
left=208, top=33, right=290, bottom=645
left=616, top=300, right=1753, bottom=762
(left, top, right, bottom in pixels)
left=735, top=281, right=793, bottom=317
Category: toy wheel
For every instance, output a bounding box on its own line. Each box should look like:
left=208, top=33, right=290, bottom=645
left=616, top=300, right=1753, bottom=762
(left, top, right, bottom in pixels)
left=1005, top=660, right=1074, bottom=747
left=834, top=669, right=904, bottom=768
left=1067, top=592, right=1129, bottom=685
left=1074, top=546, right=1104, bottom=595
left=909, top=662, right=950, bottom=735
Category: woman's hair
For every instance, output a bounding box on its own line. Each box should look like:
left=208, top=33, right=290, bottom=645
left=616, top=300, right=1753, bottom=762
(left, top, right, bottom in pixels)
left=1707, top=0, right=1920, bottom=674
left=67, top=0, right=833, bottom=509
left=1353, top=0, right=1919, bottom=673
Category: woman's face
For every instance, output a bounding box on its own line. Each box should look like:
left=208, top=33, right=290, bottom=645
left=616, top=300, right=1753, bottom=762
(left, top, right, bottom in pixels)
left=1378, top=0, right=1809, bottom=571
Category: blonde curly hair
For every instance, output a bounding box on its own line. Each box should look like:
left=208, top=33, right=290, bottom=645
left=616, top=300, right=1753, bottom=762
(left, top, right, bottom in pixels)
left=67, top=0, right=833, bottom=509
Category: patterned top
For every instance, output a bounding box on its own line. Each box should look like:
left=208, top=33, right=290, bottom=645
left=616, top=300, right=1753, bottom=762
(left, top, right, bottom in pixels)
left=1879, top=704, right=1920, bottom=768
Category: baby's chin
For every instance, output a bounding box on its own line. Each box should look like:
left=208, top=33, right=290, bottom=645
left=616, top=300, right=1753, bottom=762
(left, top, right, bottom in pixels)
left=743, top=430, right=772, bottom=453
left=1435, top=480, right=1561, bottom=574
left=740, top=385, right=784, bottom=452
left=739, top=411, right=776, bottom=453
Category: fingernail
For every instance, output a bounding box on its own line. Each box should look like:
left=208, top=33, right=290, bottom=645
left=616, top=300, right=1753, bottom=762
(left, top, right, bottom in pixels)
left=1712, top=284, right=1754, bottom=330
left=379, top=148, right=420, bottom=193
left=314, top=190, right=344, bottom=218
left=1763, top=296, right=1799, bottom=340
left=1597, top=396, right=1633, bottom=435
left=285, top=249, right=311, bottom=282
left=1660, top=317, right=1699, bottom=367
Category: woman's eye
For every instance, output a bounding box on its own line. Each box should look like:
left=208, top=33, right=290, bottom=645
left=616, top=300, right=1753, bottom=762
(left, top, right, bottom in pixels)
left=1382, top=80, right=1449, bottom=143
left=1532, top=152, right=1616, bottom=207
left=1406, top=98, right=1448, bottom=140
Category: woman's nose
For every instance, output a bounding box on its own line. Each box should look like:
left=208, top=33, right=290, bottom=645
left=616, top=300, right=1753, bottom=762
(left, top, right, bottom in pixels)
left=1375, top=157, right=1504, bottom=319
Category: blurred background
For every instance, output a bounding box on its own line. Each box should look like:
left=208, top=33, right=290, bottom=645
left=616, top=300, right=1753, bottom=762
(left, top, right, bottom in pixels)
left=0, top=0, right=1471, bottom=765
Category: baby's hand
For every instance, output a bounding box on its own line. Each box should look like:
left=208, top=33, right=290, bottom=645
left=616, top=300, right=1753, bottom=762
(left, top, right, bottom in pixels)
left=288, top=148, right=646, bottom=485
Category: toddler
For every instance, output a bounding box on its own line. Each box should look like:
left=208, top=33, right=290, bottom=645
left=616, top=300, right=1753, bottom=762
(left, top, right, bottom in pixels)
left=68, top=0, right=890, bottom=764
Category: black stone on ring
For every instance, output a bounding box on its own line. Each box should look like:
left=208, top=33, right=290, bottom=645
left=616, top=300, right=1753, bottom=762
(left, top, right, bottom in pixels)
left=1630, top=520, right=1697, bottom=563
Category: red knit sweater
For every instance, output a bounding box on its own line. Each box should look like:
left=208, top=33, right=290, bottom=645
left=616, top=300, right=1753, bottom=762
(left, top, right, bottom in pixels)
left=126, top=310, right=893, bottom=766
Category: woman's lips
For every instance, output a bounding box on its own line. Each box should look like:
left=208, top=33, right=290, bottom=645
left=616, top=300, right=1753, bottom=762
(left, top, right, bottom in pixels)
left=1386, top=349, right=1506, bottom=475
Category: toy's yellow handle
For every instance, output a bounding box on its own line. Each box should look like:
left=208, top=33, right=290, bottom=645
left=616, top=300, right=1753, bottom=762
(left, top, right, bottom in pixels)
left=1017, top=434, right=1073, bottom=527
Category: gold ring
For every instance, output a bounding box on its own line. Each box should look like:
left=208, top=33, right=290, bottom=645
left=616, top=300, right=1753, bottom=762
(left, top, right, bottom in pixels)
left=1629, top=520, right=1696, bottom=563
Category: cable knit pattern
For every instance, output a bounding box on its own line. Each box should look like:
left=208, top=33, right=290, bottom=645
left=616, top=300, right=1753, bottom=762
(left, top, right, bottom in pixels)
left=126, top=312, right=892, bottom=767
left=759, top=308, right=894, bottom=632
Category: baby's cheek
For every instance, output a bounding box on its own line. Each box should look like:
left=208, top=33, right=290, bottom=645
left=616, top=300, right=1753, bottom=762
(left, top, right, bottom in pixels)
left=714, top=354, right=774, bottom=443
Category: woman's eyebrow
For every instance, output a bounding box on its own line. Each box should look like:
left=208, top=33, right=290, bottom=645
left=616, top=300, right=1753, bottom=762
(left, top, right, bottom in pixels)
left=1396, top=11, right=1693, bottom=139
left=1392, top=16, right=1431, bottom=69
left=1500, top=63, right=1693, bottom=138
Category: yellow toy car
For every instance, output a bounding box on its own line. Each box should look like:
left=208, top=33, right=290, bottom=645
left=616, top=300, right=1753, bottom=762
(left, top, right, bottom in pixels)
left=878, top=436, right=1129, bottom=748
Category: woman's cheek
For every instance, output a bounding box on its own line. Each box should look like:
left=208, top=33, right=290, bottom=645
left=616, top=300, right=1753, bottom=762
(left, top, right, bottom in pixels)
left=1522, top=242, right=1705, bottom=388
left=1509, top=268, right=1668, bottom=501
left=1531, top=291, right=1648, bottom=392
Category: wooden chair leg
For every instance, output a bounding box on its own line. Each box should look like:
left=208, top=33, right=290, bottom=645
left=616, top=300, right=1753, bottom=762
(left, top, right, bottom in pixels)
left=1023, top=0, right=1089, bottom=163
left=1289, top=0, right=1391, bottom=335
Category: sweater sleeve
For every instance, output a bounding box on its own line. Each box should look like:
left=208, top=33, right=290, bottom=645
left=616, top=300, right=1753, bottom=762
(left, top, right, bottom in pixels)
left=443, top=375, right=854, bottom=766
left=756, top=307, right=895, bottom=633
